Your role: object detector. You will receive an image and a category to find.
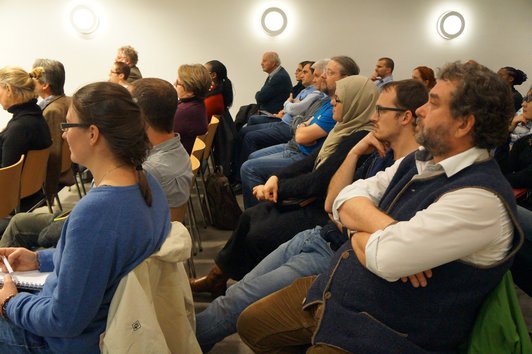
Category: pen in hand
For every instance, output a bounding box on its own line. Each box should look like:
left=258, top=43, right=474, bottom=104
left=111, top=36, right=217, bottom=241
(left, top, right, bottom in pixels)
left=1, top=256, right=16, bottom=282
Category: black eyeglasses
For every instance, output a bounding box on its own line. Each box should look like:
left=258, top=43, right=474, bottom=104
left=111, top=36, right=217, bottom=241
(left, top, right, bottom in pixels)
left=60, top=123, right=91, bottom=132
left=375, top=105, right=407, bottom=118
left=523, top=95, right=532, bottom=103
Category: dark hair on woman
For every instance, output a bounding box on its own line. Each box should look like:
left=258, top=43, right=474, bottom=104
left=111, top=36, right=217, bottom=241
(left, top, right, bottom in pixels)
left=206, top=60, right=233, bottom=108
left=502, top=67, right=528, bottom=86
left=439, top=61, right=514, bottom=149
left=414, top=66, right=436, bottom=89
left=72, top=82, right=152, bottom=206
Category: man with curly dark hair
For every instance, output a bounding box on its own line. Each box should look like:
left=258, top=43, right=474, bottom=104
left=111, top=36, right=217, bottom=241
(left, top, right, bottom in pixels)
left=237, top=62, right=525, bottom=353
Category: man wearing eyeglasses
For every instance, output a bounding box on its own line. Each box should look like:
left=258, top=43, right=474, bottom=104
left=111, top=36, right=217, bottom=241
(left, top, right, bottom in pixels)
left=238, top=62, right=523, bottom=353
left=108, top=62, right=130, bottom=89
left=115, top=45, right=142, bottom=83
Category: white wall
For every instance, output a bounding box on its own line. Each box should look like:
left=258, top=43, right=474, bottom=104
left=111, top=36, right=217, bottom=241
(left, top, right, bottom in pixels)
left=1, top=0, right=531, bottom=129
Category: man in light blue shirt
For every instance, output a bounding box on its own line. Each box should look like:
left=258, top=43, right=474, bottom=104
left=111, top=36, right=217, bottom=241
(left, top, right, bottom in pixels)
left=371, top=57, right=394, bottom=90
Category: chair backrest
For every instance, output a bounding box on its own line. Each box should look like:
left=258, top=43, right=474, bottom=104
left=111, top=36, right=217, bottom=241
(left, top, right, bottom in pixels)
left=190, top=155, right=200, bottom=177
left=191, top=137, right=206, bottom=161
left=198, top=116, right=219, bottom=161
left=169, top=155, right=201, bottom=223
left=20, top=148, right=50, bottom=199
left=0, top=155, right=25, bottom=217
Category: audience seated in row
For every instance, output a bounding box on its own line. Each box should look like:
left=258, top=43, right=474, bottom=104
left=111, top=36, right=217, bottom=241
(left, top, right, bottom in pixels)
left=0, top=78, right=193, bottom=250
left=239, top=56, right=363, bottom=209
left=0, top=82, right=171, bottom=353
left=237, top=61, right=525, bottom=354
left=190, top=56, right=377, bottom=297
left=195, top=79, right=427, bottom=351
left=232, top=60, right=327, bottom=183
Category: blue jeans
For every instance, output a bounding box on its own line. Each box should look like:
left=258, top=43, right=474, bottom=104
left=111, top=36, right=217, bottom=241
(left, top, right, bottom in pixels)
left=0, top=318, right=53, bottom=353
left=233, top=122, right=292, bottom=182
left=195, top=226, right=333, bottom=352
left=240, top=144, right=306, bottom=208
left=247, top=114, right=280, bottom=125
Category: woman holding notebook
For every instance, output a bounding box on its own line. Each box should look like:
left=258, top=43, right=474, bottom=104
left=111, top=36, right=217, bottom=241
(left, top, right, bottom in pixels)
left=0, top=82, right=171, bottom=353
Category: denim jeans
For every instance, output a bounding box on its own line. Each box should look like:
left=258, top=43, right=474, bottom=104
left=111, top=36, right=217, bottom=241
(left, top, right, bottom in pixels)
left=240, top=144, right=307, bottom=208
left=233, top=122, right=292, bottom=182
left=247, top=114, right=280, bottom=126
left=0, top=319, right=54, bottom=354
left=195, top=226, right=333, bottom=352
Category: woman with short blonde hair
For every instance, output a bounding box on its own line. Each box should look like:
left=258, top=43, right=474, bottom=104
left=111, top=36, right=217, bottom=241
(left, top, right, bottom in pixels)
left=0, top=66, right=51, bottom=168
left=173, top=64, right=212, bottom=154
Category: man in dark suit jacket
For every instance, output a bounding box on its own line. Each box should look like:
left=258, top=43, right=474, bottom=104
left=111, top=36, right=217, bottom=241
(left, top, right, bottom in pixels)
left=255, top=52, right=292, bottom=114
left=33, top=58, right=72, bottom=201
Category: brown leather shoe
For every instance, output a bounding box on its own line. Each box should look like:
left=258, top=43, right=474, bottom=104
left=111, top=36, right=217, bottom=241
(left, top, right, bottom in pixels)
left=189, top=264, right=229, bottom=298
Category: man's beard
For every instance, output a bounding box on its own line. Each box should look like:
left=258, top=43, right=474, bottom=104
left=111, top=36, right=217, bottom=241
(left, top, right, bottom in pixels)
left=415, top=123, right=451, bottom=157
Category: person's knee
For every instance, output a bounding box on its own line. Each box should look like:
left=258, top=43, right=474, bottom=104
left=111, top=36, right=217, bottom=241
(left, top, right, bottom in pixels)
left=240, top=160, right=256, bottom=181
left=236, top=300, right=270, bottom=350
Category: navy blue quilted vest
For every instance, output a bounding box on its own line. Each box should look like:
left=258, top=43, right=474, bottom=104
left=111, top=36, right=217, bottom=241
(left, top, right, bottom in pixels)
left=305, top=151, right=522, bottom=353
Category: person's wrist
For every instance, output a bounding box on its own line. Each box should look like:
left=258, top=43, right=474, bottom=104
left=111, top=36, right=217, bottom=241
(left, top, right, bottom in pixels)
left=33, top=252, right=40, bottom=270
left=0, top=294, right=16, bottom=320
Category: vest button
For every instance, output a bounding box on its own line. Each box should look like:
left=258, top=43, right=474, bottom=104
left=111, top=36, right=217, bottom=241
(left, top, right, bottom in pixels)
left=324, top=291, right=332, bottom=300
left=342, top=251, right=350, bottom=259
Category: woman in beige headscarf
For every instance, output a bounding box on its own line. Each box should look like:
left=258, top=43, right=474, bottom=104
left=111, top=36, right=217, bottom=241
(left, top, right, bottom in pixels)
left=190, top=74, right=379, bottom=298
left=315, top=75, right=378, bottom=167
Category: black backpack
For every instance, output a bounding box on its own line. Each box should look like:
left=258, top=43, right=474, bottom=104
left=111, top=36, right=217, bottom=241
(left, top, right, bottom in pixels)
left=206, top=167, right=242, bottom=230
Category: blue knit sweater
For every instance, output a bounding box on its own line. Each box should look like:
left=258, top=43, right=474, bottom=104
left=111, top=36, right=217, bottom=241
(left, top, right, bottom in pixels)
left=6, top=173, right=171, bottom=353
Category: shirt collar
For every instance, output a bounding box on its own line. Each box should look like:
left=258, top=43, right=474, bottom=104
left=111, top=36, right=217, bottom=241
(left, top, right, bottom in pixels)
left=149, top=136, right=180, bottom=155
left=415, top=146, right=490, bottom=178
left=38, top=95, right=56, bottom=110
left=268, top=65, right=282, bottom=78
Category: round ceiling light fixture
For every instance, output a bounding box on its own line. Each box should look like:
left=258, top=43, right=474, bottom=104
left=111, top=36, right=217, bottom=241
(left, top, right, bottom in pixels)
left=261, top=7, right=287, bottom=36
left=437, top=11, right=465, bottom=40
left=70, top=4, right=99, bottom=35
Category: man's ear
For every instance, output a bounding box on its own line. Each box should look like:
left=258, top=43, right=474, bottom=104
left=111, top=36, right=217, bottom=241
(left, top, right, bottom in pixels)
left=401, top=110, right=415, bottom=126
left=455, top=114, right=475, bottom=138
left=42, top=83, right=50, bottom=91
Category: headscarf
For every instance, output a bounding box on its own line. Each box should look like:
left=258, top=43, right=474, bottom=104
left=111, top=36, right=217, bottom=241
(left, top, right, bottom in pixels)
left=315, top=75, right=378, bottom=168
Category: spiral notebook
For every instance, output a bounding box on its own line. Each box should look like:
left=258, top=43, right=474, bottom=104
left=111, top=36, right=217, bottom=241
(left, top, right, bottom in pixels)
left=0, top=270, right=51, bottom=291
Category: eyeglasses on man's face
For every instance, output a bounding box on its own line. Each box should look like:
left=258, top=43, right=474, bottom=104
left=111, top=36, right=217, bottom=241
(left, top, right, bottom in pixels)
left=375, top=105, right=407, bottom=118
left=523, top=95, right=532, bottom=103
left=60, top=123, right=91, bottom=132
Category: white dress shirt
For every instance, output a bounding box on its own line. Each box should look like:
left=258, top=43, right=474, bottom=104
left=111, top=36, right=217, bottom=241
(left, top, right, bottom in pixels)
left=333, top=147, right=513, bottom=281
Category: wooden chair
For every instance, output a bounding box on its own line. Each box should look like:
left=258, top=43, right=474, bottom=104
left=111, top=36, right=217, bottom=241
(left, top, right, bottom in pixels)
left=196, top=117, right=220, bottom=224
left=0, top=155, right=25, bottom=218
left=19, top=148, right=52, bottom=213
left=190, top=138, right=209, bottom=227
left=198, top=116, right=220, bottom=175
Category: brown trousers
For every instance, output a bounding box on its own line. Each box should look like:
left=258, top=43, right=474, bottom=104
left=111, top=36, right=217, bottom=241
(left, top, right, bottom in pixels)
left=237, top=276, right=348, bottom=354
